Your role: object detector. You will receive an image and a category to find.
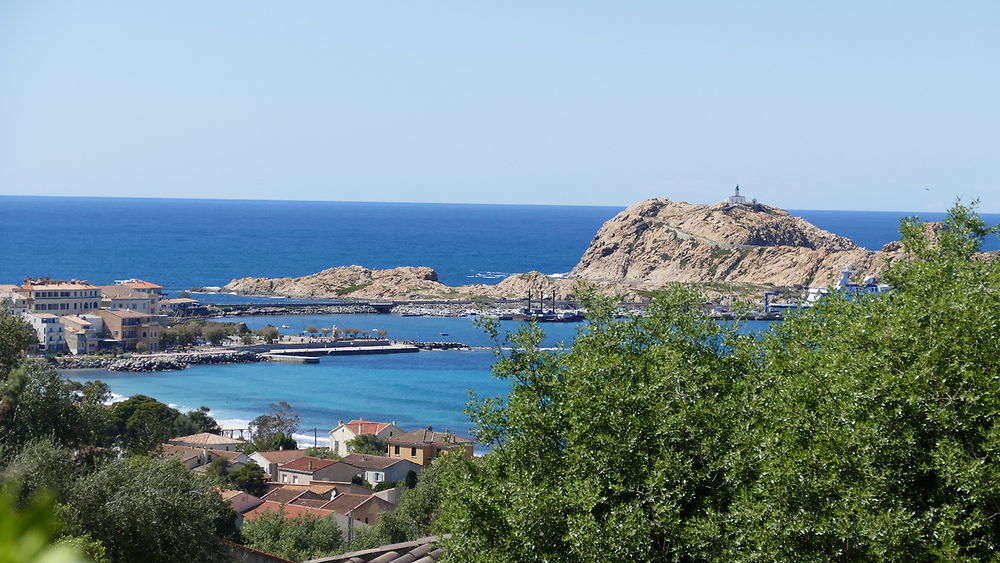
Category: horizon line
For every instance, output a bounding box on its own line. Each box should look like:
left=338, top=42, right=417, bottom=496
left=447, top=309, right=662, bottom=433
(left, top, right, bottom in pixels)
left=1, top=193, right=996, bottom=216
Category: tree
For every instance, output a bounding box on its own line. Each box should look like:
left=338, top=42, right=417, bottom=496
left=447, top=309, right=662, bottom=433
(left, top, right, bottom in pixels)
left=247, top=402, right=299, bottom=451
left=255, top=326, right=280, bottom=344
left=240, top=333, right=255, bottom=345
left=225, top=462, right=267, bottom=497
left=241, top=509, right=343, bottom=561
left=0, top=306, right=34, bottom=380
left=108, top=395, right=180, bottom=454
left=65, top=456, right=236, bottom=563
left=305, top=325, right=319, bottom=337
left=345, top=433, right=387, bottom=456
left=403, top=469, right=418, bottom=490
left=202, top=325, right=227, bottom=346
left=175, top=406, right=221, bottom=436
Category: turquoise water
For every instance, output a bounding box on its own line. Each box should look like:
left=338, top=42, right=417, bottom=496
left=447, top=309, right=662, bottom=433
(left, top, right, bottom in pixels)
left=63, top=316, right=774, bottom=449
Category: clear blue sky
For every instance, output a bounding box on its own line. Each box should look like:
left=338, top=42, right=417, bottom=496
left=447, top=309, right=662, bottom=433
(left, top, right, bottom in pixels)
left=1, top=2, right=997, bottom=211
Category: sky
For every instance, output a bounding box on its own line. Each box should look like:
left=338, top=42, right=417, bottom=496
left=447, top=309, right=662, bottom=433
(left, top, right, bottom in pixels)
left=0, top=2, right=997, bottom=212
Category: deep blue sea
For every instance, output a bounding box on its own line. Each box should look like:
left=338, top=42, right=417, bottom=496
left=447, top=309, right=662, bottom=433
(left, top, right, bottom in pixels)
left=5, top=195, right=998, bottom=449
left=3, top=196, right=997, bottom=296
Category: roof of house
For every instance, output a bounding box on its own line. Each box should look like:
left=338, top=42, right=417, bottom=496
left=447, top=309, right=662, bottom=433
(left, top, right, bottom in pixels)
left=160, top=297, right=200, bottom=305
left=118, top=280, right=163, bottom=289
left=336, top=419, right=396, bottom=436
left=169, top=432, right=245, bottom=446
left=252, top=450, right=308, bottom=465
left=20, top=279, right=98, bottom=290
left=341, top=454, right=407, bottom=470
left=209, top=449, right=245, bottom=461
left=218, top=489, right=246, bottom=501
left=100, top=285, right=150, bottom=299
left=96, top=308, right=151, bottom=320
left=386, top=428, right=474, bottom=447
left=242, top=500, right=335, bottom=522
left=157, top=444, right=204, bottom=464
left=279, top=456, right=339, bottom=473
left=319, top=493, right=376, bottom=515
left=261, top=487, right=309, bottom=504
left=303, top=536, right=446, bottom=563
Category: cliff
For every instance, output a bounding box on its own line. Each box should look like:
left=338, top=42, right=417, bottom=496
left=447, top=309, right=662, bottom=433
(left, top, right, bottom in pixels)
left=569, top=198, right=905, bottom=288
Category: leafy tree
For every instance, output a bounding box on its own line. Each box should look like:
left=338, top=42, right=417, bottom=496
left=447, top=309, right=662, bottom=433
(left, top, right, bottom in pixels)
left=305, top=325, right=319, bottom=336
left=225, top=462, right=267, bottom=497
left=254, top=326, right=280, bottom=344
left=240, top=333, right=255, bottom=345
left=203, top=456, right=230, bottom=479
left=175, top=406, right=221, bottom=436
left=0, top=306, right=34, bottom=380
left=304, top=446, right=340, bottom=460
left=241, top=509, right=343, bottom=561
left=108, top=395, right=179, bottom=454
left=345, top=433, right=387, bottom=456
left=0, top=438, right=78, bottom=504
left=202, top=325, right=227, bottom=346
left=403, top=469, right=418, bottom=490
left=65, top=456, right=236, bottom=563
left=0, top=486, right=89, bottom=563
left=248, top=402, right=299, bottom=448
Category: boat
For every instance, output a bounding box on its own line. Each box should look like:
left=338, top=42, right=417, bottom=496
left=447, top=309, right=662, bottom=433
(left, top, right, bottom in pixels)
left=763, top=265, right=891, bottom=313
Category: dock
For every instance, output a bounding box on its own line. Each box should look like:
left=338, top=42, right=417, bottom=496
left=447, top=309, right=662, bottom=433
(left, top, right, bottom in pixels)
left=262, top=354, right=320, bottom=364
left=264, top=343, right=419, bottom=357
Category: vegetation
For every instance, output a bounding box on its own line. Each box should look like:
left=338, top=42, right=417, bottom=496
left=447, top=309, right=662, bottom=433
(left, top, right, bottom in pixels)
left=435, top=201, right=1000, bottom=561
left=241, top=509, right=343, bottom=561
left=345, top=433, right=387, bottom=456
left=254, top=325, right=280, bottom=344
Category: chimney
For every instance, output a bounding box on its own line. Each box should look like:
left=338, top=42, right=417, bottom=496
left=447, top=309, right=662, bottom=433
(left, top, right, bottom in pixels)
left=308, top=460, right=314, bottom=471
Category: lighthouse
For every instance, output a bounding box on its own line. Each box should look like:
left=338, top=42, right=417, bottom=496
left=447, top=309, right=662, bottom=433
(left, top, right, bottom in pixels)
left=726, top=185, right=747, bottom=205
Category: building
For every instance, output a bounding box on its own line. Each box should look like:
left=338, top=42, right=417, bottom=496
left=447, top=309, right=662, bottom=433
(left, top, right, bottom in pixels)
left=59, top=314, right=104, bottom=355
left=248, top=449, right=308, bottom=480
left=385, top=428, right=474, bottom=467
left=0, top=285, right=29, bottom=314
left=114, top=279, right=164, bottom=312
left=275, top=456, right=358, bottom=485
left=93, top=308, right=162, bottom=351
left=328, top=418, right=405, bottom=457
left=16, top=278, right=101, bottom=315
left=726, top=185, right=747, bottom=205
left=168, top=432, right=246, bottom=452
left=100, top=285, right=156, bottom=313
left=23, top=313, right=66, bottom=352
left=160, top=297, right=201, bottom=313
left=341, top=454, right=423, bottom=487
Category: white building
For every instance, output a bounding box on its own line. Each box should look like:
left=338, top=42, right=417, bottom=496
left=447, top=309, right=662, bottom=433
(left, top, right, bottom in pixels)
left=24, top=313, right=66, bottom=352
left=0, top=285, right=29, bottom=314
left=100, top=285, right=156, bottom=313
left=16, top=279, right=101, bottom=316
left=328, top=419, right=405, bottom=457
left=726, top=185, right=747, bottom=205
left=60, top=314, right=105, bottom=355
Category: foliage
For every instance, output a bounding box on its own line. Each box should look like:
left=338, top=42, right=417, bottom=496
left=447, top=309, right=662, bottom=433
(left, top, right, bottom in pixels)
left=241, top=509, right=343, bottom=561
left=202, top=325, right=227, bottom=346
left=404, top=469, right=418, bottom=489
left=304, top=447, right=340, bottom=460
left=373, top=480, right=398, bottom=492
left=0, top=439, right=78, bottom=504
left=305, top=325, right=319, bottom=335
left=0, top=307, right=34, bottom=380
left=175, top=406, right=222, bottom=436
left=0, top=486, right=87, bottom=563
left=254, top=326, right=280, bottom=344
left=224, top=462, right=268, bottom=497
left=248, top=402, right=299, bottom=449
left=436, top=201, right=1000, bottom=561
left=345, top=433, right=387, bottom=456
left=65, top=456, right=236, bottom=563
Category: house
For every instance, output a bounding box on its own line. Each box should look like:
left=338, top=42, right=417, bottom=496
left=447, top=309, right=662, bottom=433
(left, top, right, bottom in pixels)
left=99, top=285, right=156, bottom=314
left=168, top=432, right=246, bottom=452
left=192, top=448, right=249, bottom=473
left=385, top=428, right=474, bottom=467
left=113, top=279, right=164, bottom=312
left=328, top=418, right=405, bottom=457
left=242, top=501, right=338, bottom=527
left=93, top=308, right=162, bottom=352
left=158, top=443, right=249, bottom=470
left=219, top=489, right=264, bottom=528
left=275, top=457, right=359, bottom=485
left=160, top=297, right=201, bottom=312
left=60, top=314, right=104, bottom=355
left=307, top=536, right=446, bottom=563
left=253, top=483, right=395, bottom=538
left=341, top=454, right=422, bottom=487
left=248, top=449, right=307, bottom=480
left=22, top=313, right=65, bottom=353
left=16, top=278, right=101, bottom=315
left=0, top=285, right=29, bottom=314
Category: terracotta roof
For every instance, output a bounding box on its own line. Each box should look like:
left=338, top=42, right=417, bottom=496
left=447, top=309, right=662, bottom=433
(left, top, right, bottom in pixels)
left=252, top=450, right=307, bottom=465
left=280, top=456, right=339, bottom=473
left=209, top=449, right=244, bottom=461
left=262, top=488, right=308, bottom=504
left=304, top=536, right=446, bottom=563
left=21, top=280, right=98, bottom=290
left=169, top=432, right=245, bottom=446
left=157, top=444, right=204, bottom=463
left=319, top=493, right=374, bottom=515
left=96, top=308, right=151, bottom=319
left=290, top=498, right=331, bottom=509
left=219, top=489, right=245, bottom=501
left=119, top=280, right=163, bottom=289
left=100, top=285, right=149, bottom=299
left=386, top=429, right=474, bottom=447
left=160, top=297, right=199, bottom=304
left=341, top=454, right=405, bottom=470
left=340, top=419, right=395, bottom=436
left=242, top=500, right=335, bottom=522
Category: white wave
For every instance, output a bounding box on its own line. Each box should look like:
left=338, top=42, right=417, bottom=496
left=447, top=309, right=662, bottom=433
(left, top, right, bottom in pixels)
left=547, top=272, right=569, bottom=279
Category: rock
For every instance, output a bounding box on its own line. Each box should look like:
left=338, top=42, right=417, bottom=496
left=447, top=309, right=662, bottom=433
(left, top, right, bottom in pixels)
left=221, top=266, right=454, bottom=300
left=569, top=198, right=908, bottom=288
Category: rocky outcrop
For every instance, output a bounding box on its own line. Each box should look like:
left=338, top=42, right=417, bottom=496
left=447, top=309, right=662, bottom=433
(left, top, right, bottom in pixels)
left=221, top=266, right=477, bottom=300
left=53, top=351, right=262, bottom=372
left=569, top=198, right=907, bottom=288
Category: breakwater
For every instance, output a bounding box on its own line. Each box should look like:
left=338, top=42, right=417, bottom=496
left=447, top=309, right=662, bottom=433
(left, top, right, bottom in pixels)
left=52, top=351, right=262, bottom=372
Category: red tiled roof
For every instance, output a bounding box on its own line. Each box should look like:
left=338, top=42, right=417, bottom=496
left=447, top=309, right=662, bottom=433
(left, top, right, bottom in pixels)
left=242, top=500, right=334, bottom=522
left=169, top=432, right=245, bottom=445
left=280, top=456, right=339, bottom=473
left=119, top=280, right=163, bottom=289
left=320, top=493, right=374, bottom=515
left=341, top=454, right=405, bottom=470
left=343, top=420, right=394, bottom=436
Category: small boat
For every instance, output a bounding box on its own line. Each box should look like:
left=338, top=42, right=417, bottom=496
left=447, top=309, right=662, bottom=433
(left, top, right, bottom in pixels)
left=280, top=325, right=291, bottom=329
left=440, top=332, right=449, bottom=336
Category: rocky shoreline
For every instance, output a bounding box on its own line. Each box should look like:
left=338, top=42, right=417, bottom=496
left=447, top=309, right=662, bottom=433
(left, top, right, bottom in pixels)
left=53, top=351, right=262, bottom=372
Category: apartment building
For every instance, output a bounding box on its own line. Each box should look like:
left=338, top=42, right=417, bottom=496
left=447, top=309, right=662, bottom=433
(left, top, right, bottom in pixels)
left=0, top=285, right=29, bottom=314
left=100, top=285, right=156, bottom=313
left=25, top=313, right=66, bottom=352
left=94, top=308, right=162, bottom=351
left=16, top=279, right=101, bottom=315
left=114, top=279, right=164, bottom=312
left=60, top=314, right=105, bottom=355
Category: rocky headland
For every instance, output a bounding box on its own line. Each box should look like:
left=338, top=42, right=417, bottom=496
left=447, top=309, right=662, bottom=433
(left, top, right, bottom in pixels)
left=54, top=351, right=262, bottom=372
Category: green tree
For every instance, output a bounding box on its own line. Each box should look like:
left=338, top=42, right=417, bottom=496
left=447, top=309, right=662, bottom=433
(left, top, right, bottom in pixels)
left=241, top=509, right=343, bottom=561
left=248, top=402, right=299, bottom=450
left=225, top=462, right=267, bottom=497
left=202, top=325, right=227, bottom=346
left=255, top=325, right=280, bottom=344
left=0, top=306, right=34, bottom=380
left=65, top=456, right=236, bottom=563
left=345, top=433, right=387, bottom=456
left=305, top=325, right=319, bottom=336
left=175, top=406, right=221, bottom=436
left=108, top=395, right=179, bottom=454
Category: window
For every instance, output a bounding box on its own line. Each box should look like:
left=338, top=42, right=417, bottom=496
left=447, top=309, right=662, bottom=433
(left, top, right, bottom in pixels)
left=394, top=445, right=399, bottom=455
left=293, top=476, right=299, bottom=484
left=282, top=475, right=288, bottom=482
left=410, top=447, right=417, bottom=457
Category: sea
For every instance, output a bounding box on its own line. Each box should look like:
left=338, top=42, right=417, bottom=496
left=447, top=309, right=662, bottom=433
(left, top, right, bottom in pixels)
left=4, top=196, right=999, bottom=448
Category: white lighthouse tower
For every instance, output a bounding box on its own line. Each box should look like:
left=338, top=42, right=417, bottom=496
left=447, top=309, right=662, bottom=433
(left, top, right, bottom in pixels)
left=726, top=185, right=747, bottom=205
